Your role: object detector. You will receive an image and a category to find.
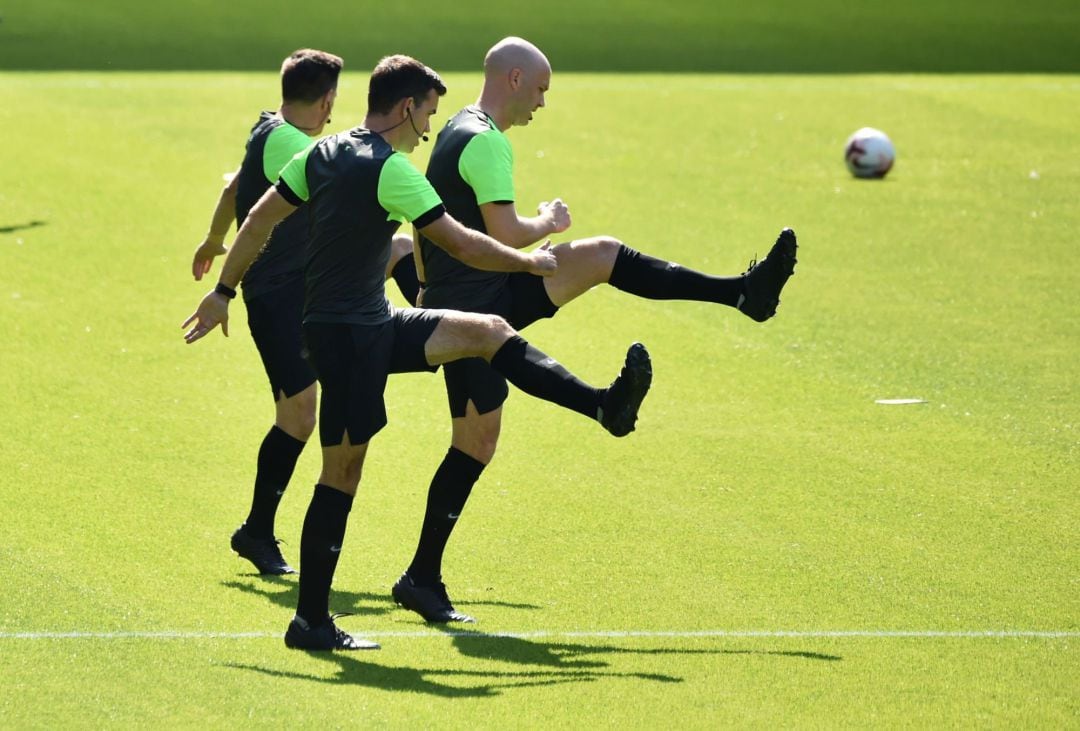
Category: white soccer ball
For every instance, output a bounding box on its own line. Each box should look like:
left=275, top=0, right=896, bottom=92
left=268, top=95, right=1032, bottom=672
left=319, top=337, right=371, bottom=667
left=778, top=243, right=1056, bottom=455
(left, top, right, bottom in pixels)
left=844, top=127, right=895, bottom=178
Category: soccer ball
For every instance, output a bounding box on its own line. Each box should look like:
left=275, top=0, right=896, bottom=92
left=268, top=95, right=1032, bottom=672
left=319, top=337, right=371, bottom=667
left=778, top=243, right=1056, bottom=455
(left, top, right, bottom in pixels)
left=844, top=127, right=895, bottom=178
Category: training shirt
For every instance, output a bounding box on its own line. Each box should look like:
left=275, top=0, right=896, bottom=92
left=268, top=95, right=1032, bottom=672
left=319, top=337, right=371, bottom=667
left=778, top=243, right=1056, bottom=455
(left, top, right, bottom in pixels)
left=420, top=106, right=516, bottom=309
left=276, top=127, right=445, bottom=325
left=234, top=112, right=313, bottom=301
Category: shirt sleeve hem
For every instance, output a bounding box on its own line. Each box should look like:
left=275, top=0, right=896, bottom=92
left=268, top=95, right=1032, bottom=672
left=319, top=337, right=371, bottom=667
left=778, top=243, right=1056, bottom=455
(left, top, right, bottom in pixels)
left=413, top=204, right=446, bottom=229
left=275, top=179, right=304, bottom=207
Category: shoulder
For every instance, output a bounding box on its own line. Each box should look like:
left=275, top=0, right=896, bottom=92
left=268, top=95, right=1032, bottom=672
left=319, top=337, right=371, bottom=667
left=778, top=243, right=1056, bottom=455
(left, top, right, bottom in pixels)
left=381, top=151, right=423, bottom=179
left=327, top=127, right=394, bottom=161
left=461, top=125, right=512, bottom=164
left=267, top=121, right=312, bottom=152
left=245, top=111, right=279, bottom=143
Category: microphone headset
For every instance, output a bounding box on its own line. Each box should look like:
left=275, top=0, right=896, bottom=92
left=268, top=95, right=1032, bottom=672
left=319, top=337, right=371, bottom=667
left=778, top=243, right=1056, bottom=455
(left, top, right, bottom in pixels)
left=406, top=106, right=429, bottom=142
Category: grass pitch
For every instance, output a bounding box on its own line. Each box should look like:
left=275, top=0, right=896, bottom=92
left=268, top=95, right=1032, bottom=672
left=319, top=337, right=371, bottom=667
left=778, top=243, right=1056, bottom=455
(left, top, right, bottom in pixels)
left=2, top=0, right=1078, bottom=72
left=0, top=71, right=1077, bottom=727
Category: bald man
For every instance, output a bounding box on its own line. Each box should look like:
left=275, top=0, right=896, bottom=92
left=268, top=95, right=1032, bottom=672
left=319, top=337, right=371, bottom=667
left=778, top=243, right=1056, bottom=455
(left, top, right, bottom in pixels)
left=392, top=37, right=798, bottom=623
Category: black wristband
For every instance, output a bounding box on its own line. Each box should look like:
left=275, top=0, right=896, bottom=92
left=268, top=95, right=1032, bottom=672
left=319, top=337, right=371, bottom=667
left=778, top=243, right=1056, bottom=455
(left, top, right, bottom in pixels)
left=214, top=282, right=237, bottom=300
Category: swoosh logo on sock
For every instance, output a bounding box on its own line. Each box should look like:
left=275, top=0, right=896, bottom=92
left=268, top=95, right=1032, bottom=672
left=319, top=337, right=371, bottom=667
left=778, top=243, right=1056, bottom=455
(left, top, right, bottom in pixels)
left=448, top=512, right=460, bottom=520
left=329, top=545, right=342, bottom=553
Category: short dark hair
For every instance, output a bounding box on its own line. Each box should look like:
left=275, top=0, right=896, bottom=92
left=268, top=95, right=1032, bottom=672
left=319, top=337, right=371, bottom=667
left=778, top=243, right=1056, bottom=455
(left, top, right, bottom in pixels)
left=367, top=54, right=447, bottom=115
left=281, top=49, right=343, bottom=103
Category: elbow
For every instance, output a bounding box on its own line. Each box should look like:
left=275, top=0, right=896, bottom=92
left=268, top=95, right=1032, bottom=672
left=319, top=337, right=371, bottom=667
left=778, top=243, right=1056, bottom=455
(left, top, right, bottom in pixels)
left=223, top=176, right=239, bottom=198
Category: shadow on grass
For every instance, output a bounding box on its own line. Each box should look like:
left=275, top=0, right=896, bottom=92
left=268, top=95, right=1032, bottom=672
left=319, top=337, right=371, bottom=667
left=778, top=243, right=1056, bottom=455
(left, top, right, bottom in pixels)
left=439, top=628, right=842, bottom=666
left=224, top=631, right=683, bottom=697
left=225, top=656, right=624, bottom=697
left=220, top=579, right=838, bottom=696
left=0, top=220, right=46, bottom=234
left=220, top=625, right=840, bottom=697
left=222, top=578, right=391, bottom=618
left=221, top=578, right=542, bottom=620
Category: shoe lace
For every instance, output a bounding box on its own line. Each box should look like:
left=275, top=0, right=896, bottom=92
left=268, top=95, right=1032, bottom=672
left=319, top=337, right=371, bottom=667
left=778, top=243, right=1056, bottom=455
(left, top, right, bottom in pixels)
left=742, top=254, right=759, bottom=277
left=328, top=612, right=356, bottom=644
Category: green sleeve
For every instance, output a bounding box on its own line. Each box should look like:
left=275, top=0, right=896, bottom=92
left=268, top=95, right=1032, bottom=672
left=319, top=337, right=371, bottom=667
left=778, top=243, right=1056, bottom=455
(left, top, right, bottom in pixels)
left=458, top=129, right=515, bottom=204
left=277, top=142, right=317, bottom=202
left=377, top=153, right=443, bottom=223
left=263, top=123, right=314, bottom=182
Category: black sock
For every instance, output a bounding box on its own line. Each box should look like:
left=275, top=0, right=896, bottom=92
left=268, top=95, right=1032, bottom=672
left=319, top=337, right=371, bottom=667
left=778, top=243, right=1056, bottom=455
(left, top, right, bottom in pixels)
left=243, top=425, right=306, bottom=539
left=609, top=244, right=743, bottom=307
left=391, top=255, right=421, bottom=306
left=489, top=335, right=602, bottom=420
left=296, top=483, right=354, bottom=627
left=407, top=448, right=486, bottom=584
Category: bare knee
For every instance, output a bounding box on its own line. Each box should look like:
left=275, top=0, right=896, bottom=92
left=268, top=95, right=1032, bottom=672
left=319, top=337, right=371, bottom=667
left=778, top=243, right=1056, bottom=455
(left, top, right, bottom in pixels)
left=322, top=458, right=364, bottom=494
left=486, top=314, right=514, bottom=339
left=426, top=312, right=518, bottom=365
left=454, top=433, right=499, bottom=464
left=569, top=235, right=622, bottom=263
left=593, top=235, right=623, bottom=256
left=471, top=314, right=515, bottom=358
left=452, top=407, right=502, bottom=464
left=319, top=445, right=367, bottom=495
left=276, top=386, right=317, bottom=441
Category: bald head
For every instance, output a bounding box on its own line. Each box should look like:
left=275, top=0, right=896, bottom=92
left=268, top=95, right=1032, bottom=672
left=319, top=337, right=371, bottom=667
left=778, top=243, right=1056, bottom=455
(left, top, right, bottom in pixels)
left=484, top=37, right=550, bottom=78
left=478, top=37, right=551, bottom=131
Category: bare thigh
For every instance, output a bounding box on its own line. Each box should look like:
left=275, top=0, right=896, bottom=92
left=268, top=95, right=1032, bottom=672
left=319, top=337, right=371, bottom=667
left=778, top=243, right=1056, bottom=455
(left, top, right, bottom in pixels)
left=542, top=236, right=622, bottom=307
left=423, top=310, right=515, bottom=366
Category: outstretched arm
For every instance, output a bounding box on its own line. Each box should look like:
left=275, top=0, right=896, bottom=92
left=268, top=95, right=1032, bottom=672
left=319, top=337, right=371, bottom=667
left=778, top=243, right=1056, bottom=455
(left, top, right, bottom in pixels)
left=192, top=170, right=240, bottom=280
left=182, top=188, right=297, bottom=343
left=480, top=198, right=571, bottom=249
left=418, top=212, right=557, bottom=277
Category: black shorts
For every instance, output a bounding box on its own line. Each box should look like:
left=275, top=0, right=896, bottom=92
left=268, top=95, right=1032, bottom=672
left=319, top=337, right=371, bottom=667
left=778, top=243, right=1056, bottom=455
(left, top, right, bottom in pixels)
left=303, top=308, right=441, bottom=447
left=245, top=277, right=317, bottom=400
left=439, top=272, right=559, bottom=418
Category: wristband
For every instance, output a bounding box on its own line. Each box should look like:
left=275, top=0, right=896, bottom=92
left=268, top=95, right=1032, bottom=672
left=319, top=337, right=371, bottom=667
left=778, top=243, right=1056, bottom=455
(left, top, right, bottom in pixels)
left=214, top=282, right=237, bottom=300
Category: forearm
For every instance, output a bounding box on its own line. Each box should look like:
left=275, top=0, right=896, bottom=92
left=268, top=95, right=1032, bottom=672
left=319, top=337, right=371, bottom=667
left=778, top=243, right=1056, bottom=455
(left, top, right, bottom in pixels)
left=499, top=214, right=554, bottom=249
left=204, top=183, right=237, bottom=243
left=424, top=216, right=533, bottom=273
left=217, top=217, right=275, bottom=287
left=457, top=228, right=534, bottom=272
left=216, top=188, right=297, bottom=287
left=481, top=199, right=566, bottom=249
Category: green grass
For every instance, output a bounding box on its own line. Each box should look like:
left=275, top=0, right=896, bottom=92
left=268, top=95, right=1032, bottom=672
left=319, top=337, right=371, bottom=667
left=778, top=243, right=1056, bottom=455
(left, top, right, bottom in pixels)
left=2, top=0, right=1079, bottom=71
left=0, top=71, right=1077, bottom=726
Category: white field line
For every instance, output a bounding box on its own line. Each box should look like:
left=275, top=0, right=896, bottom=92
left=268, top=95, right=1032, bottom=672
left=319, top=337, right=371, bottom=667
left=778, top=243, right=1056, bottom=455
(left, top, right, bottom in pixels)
left=0, top=630, right=1075, bottom=640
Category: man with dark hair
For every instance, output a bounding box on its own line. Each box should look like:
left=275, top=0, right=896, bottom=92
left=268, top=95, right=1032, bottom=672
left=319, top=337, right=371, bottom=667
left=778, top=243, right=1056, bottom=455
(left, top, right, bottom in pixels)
left=190, top=48, right=421, bottom=576
left=392, top=37, right=799, bottom=624
left=183, top=54, right=652, bottom=651
left=280, top=48, right=344, bottom=103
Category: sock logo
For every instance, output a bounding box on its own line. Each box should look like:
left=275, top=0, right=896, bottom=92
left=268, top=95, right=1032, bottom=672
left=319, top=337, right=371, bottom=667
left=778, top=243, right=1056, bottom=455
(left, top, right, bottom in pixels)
left=329, top=545, right=342, bottom=553
left=447, top=512, right=461, bottom=520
